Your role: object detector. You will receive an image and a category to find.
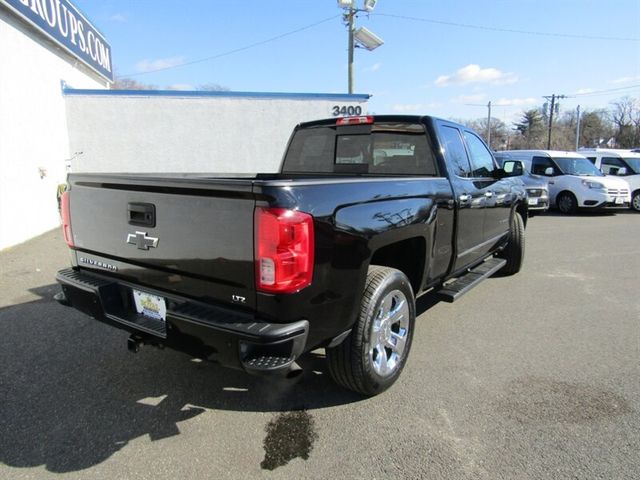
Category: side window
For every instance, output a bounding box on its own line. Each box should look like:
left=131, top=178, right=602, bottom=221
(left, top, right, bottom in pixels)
left=440, top=125, right=471, bottom=177
left=601, top=157, right=624, bottom=175
left=532, top=156, right=555, bottom=175
left=463, top=131, right=495, bottom=177
left=586, top=156, right=597, bottom=164
left=369, top=129, right=437, bottom=176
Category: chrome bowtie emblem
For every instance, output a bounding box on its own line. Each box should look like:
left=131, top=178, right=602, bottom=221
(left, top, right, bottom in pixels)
left=126, top=231, right=159, bottom=250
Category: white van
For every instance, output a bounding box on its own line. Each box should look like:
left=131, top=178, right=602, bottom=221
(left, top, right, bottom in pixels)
left=494, top=150, right=630, bottom=214
left=579, top=148, right=640, bottom=211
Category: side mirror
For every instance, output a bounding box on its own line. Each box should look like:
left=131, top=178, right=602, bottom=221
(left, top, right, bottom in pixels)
left=501, top=160, right=524, bottom=176
left=544, top=167, right=554, bottom=176
left=617, top=167, right=627, bottom=176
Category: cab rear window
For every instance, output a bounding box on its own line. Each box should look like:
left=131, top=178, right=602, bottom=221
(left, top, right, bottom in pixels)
left=282, top=123, right=438, bottom=176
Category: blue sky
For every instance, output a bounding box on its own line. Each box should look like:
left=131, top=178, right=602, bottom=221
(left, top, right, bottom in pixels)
left=75, top=0, right=640, bottom=123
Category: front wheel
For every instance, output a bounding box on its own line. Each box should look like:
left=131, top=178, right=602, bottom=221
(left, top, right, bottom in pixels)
left=557, top=192, right=578, bottom=214
left=498, top=211, right=525, bottom=275
left=326, top=266, right=415, bottom=396
left=631, top=191, right=640, bottom=212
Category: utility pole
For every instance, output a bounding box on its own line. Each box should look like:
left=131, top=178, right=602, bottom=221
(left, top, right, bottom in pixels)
left=575, top=105, right=581, bottom=151
left=487, top=101, right=492, bottom=149
left=543, top=93, right=566, bottom=149
left=346, top=8, right=355, bottom=94
left=465, top=101, right=493, bottom=147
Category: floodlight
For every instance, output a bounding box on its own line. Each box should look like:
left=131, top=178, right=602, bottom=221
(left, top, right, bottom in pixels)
left=337, top=0, right=354, bottom=7
left=353, top=27, right=384, bottom=51
left=364, top=0, right=378, bottom=12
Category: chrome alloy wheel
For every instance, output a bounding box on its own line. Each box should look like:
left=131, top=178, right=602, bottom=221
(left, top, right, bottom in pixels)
left=369, top=289, right=410, bottom=377
left=632, top=193, right=640, bottom=212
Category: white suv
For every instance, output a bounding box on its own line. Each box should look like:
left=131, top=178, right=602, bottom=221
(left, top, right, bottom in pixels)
left=495, top=150, right=630, bottom=214
left=579, top=148, right=640, bottom=212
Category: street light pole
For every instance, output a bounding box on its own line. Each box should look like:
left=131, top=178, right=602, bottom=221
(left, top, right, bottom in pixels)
left=339, top=0, right=382, bottom=94
left=347, top=8, right=355, bottom=94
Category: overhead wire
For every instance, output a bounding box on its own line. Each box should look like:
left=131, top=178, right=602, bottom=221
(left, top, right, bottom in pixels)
left=568, top=84, right=640, bottom=98
left=373, top=13, right=640, bottom=42
left=117, top=14, right=341, bottom=78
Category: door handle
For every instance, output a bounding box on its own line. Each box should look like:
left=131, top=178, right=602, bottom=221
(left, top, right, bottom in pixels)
left=459, top=194, right=471, bottom=202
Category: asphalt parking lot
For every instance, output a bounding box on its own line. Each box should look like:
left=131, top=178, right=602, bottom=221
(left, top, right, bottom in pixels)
left=1, top=212, right=638, bottom=480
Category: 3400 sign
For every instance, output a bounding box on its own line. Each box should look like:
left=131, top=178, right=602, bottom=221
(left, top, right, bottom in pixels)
left=332, top=105, right=363, bottom=116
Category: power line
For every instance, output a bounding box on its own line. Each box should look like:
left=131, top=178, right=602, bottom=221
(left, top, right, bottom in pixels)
left=569, top=84, right=640, bottom=98
left=117, top=15, right=340, bottom=78
left=373, top=13, right=640, bottom=42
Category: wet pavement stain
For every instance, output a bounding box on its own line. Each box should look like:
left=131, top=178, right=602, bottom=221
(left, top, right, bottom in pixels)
left=261, top=410, right=318, bottom=470
left=498, top=376, right=633, bottom=424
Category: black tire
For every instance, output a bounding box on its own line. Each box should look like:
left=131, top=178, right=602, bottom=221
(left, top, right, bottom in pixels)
left=326, top=266, right=416, bottom=396
left=632, top=191, right=640, bottom=212
left=498, top=212, right=525, bottom=275
left=557, top=192, right=578, bottom=214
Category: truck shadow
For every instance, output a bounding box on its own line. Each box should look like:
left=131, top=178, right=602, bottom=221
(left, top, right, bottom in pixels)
left=0, top=284, right=363, bottom=473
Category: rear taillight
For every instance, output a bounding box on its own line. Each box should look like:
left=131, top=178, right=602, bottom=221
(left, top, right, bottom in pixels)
left=255, top=207, right=314, bottom=294
left=60, top=191, right=74, bottom=247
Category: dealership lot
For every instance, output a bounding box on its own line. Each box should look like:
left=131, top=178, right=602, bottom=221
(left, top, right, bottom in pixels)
left=0, top=213, right=638, bottom=480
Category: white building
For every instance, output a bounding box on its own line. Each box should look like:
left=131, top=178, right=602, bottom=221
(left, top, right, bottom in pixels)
left=0, top=0, right=111, bottom=250
left=64, top=89, right=370, bottom=173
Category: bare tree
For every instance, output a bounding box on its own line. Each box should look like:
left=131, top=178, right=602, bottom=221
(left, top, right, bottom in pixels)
left=197, top=83, right=230, bottom=92
left=112, top=77, right=158, bottom=90
left=610, top=96, right=639, bottom=147
left=464, top=118, right=508, bottom=150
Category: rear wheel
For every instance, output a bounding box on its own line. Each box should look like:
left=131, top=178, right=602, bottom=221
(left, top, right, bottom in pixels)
left=326, top=266, right=415, bottom=396
left=557, top=192, right=578, bottom=214
left=498, top=212, right=525, bottom=275
left=632, top=191, right=640, bottom=212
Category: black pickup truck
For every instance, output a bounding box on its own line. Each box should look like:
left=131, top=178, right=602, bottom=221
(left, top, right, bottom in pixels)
left=56, top=115, right=527, bottom=396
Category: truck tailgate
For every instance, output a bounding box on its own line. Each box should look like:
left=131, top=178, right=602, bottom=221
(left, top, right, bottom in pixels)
left=67, top=174, right=257, bottom=309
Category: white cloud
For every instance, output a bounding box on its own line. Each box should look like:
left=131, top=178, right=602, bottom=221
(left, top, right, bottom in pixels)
left=610, top=75, right=640, bottom=84
left=493, top=97, right=537, bottom=107
left=391, top=102, right=441, bottom=113
left=109, top=13, right=127, bottom=22
left=452, top=93, right=488, bottom=103
left=574, top=88, right=594, bottom=95
left=135, top=56, right=184, bottom=73
left=435, top=64, right=518, bottom=87
left=166, top=84, right=195, bottom=91
left=364, top=63, right=382, bottom=73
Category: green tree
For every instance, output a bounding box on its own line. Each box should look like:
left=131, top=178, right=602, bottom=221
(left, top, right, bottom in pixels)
left=579, top=110, right=613, bottom=148
left=512, top=109, right=545, bottom=148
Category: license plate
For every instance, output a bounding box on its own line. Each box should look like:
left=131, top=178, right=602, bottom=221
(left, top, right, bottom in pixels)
left=615, top=197, right=624, bottom=204
left=133, top=289, right=166, bottom=321
left=528, top=197, right=539, bottom=206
